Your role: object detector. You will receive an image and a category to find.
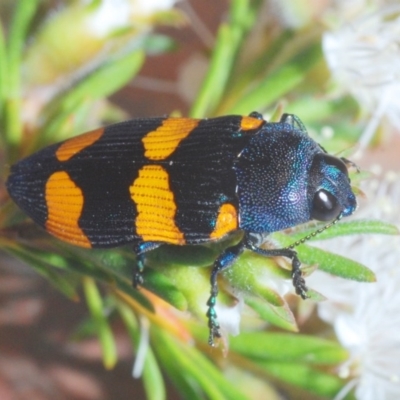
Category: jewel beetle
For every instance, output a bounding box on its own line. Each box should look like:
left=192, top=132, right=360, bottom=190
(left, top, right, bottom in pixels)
left=6, top=112, right=357, bottom=345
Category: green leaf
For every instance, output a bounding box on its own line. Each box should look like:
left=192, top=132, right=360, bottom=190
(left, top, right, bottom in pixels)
left=5, top=237, right=155, bottom=313
left=142, top=268, right=188, bottom=312
left=112, top=275, right=156, bottom=312
left=83, top=277, right=117, bottom=369
left=143, top=34, right=177, bottom=55
left=217, top=30, right=297, bottom=114
left=154, top=329, right=250, bottom=400
left=305, top=288, right=327, bottom=302
left=227, top=42, right=322, bottom=114
left=141, top=345, right=166, bottom=400
left=257, top=361, right=345, bottom=397
left=189, top=23, right=237, bottom=118
left=52, top=247, right=122, bottom=282
left=223, top=250, right=289, bottom=306
left=70, top=50, right=144, bottom=100
left=146, top=243, right=218, bottom=268
left=0, top=19, right=6, bottom=117
left=224, top=367, right=282, bottom=400
left=8, top=1, right=39, bottom=93
left=117, top=302, right=166, bottom=400
left=299, top=245, right=376, bottom=282
left=272, top=232, right=376, bottom=282
left=230, top=332, right=349, bottom=365
left=3, top=243, right=79, bottom=299
left=245, top=296, right=298, bottom=331
left=224, top=30, right=296, bottom=101
left=285, top=96, right=358, bottom=124
left=58, top=246, right=155, bottom=312
left=41, top=50, right=145, bottom=142
left=290, top=219, right=399, bottom=242
left=70, top=314, right=105, bottom=341
left=155, top=354, right=203, bottom=400
left=4, top=0, right=40, bottom=151
left=190, top=0, right=260, bottom=118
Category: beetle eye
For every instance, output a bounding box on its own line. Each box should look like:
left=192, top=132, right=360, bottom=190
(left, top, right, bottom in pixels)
left=311, top=189, right=342, bottom=221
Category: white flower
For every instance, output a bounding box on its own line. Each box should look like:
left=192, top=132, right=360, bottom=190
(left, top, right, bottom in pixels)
left=216, top=295, right=244, bottom=338
left=85, top=0, right=131, bottom=37
left=322, top=5, right=400, bottom=148
left=308, top=171, right=400, bottom=399
left=85, top=0, right=178, bottom=37
left=334, top=265, right=400, bottom=400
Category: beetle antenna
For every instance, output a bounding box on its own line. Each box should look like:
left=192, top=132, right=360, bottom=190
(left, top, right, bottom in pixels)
left=286, top=214, right=343, bottom=250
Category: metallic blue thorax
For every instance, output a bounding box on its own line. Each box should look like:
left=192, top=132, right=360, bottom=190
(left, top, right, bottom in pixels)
left=235, top=120, right=357, bottom=234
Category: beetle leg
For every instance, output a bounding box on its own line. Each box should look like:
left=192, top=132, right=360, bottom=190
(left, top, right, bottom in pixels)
left=243, top=235, right=308, bottom=299
left=207, top=240, right=245, bottom=346
left=132, top=242, right=161, bottom=287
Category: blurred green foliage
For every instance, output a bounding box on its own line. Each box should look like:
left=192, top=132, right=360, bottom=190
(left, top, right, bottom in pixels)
left=0, top=1, right=397, bottom=399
